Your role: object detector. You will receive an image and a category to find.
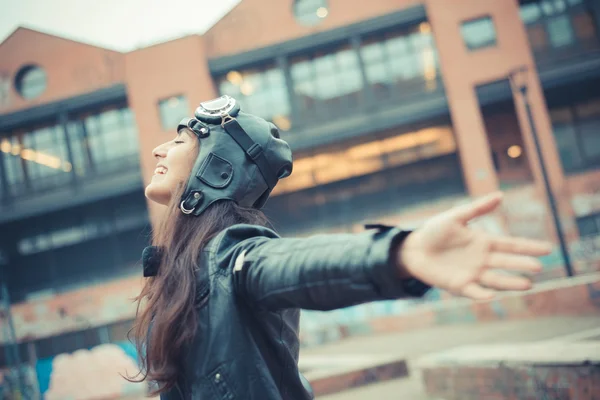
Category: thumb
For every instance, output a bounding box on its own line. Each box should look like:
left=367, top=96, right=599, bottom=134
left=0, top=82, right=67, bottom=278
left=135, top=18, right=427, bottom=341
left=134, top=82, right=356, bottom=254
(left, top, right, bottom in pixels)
left=448, top=192, right=503, bottom=224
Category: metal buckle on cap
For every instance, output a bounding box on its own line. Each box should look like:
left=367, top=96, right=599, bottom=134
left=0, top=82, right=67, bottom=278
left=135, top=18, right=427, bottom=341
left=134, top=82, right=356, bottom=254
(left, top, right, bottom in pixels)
left=180, top=201, right=194, bottom=214
left=187, top=118, right=210, bottom=138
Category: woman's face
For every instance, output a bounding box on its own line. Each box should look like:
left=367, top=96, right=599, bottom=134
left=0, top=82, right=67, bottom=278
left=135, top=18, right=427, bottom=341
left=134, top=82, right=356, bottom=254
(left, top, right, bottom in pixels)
left=145, top=129, right=198, bottom=205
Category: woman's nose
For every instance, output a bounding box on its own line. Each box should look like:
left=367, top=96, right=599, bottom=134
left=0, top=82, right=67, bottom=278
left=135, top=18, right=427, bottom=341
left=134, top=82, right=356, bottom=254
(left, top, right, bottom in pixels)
left=152, top=142, right=168, bottom=160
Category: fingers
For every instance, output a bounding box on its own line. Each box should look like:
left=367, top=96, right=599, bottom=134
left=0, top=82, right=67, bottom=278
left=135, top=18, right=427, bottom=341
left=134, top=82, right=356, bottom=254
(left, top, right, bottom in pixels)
left=490, top=236, right=552, bottom=257
left=461, top=283, right=496, bottom=301
left=479, top=270, right=532, bottom=291
left=448, top=192, right=503, bottom=224
left=486, top=253, right=543, bottom=273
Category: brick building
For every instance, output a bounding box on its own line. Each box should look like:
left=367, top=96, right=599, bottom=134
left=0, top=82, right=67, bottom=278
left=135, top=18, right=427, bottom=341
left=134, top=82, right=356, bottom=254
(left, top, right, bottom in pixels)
left=0, top=0, right=599, bottom=395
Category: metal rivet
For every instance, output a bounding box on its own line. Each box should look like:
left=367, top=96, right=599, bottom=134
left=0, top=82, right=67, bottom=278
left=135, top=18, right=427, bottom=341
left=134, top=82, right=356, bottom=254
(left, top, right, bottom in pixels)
left=221, top=172, right=229, bottom=179
left=215, top=373, right=221, bottom=382
left=201, top=128, right=207, bottom=133
left=194, top=192, right=201, bottom=199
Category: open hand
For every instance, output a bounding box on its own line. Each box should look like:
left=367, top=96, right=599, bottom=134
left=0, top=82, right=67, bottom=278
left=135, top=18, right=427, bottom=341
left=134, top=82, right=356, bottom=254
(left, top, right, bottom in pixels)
left=397, top=192, right=552, bottom=300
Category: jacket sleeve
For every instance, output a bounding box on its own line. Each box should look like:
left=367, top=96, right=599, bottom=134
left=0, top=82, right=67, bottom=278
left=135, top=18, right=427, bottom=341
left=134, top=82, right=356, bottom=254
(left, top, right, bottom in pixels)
left=211, top=223, right=431, bottom=311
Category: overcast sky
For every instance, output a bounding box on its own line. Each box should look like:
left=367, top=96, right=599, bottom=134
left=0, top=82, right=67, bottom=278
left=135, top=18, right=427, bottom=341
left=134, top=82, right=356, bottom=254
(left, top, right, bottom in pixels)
left=0, top=0, right=241, bottom=52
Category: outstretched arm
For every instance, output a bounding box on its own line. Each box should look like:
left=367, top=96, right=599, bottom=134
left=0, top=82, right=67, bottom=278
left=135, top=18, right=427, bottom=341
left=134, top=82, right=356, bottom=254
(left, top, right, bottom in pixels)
left=217, top=192, right=551, bottom=311
left=214, top=224, right=429, bottom=311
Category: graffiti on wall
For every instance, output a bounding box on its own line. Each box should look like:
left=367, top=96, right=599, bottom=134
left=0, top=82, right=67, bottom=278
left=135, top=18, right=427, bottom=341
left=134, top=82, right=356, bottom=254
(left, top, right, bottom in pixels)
left=571, top=178, right=600, bottom=217
left=502, top=189, right=549, bottom=241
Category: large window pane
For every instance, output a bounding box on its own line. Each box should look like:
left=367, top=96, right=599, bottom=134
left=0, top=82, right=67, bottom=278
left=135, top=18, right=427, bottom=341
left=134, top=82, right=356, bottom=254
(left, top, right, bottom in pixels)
left=461, top=16, right=497, bottom=51
left=1, top=124, right=71, bottom=193
left=1, top=135, right=27, bottom=196
left=547, top=15, right=575, bottom=47
left=66, top=120, right=91, bottom=177
left=579, top=119, right=600, bottom=159
left=290, top=43, right=363, bottom=120
left=217, top=64, right=291, bottom=131
left=26, top=126, right=71, bottom=190
left=549, top=94, right=600, bottom=173
left=82, top=107, right=139, bottom=173
left=553, top=123, right=582, bottom=171
left=361, top=23, right=440, bottom=101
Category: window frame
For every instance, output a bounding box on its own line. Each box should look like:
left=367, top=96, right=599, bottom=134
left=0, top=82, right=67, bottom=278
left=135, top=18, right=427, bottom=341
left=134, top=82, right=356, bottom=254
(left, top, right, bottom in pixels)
left=460, top=15, right=498, bottom=51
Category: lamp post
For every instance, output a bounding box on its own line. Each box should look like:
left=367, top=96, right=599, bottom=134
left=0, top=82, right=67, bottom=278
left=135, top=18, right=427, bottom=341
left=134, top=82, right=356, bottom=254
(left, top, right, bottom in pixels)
left=508, top=66, right=575, bottom=277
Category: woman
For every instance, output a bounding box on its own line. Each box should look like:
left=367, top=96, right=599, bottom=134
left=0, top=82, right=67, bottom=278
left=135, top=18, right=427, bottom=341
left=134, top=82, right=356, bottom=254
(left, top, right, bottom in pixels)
left=132, top=95, right=551, bottom=399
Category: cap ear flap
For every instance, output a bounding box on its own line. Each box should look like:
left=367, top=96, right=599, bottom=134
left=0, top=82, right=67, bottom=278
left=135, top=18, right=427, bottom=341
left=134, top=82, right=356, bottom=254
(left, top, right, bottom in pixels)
left=197, top=153, right=234, bottom=188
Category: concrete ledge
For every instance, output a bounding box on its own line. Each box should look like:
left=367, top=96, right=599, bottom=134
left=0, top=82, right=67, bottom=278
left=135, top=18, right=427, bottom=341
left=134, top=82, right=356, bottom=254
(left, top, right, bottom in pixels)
left=300, top=273, right=600, bottom=348
left=417, top=342, right=600, bottom=400
left=304, top=356, right=409, bottom=396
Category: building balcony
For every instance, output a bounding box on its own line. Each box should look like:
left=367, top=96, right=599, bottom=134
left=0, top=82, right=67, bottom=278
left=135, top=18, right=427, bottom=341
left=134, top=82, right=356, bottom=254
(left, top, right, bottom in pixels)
left=210, top=5, right=449, bottom=152
left=0, top=85, right=145, bottom=224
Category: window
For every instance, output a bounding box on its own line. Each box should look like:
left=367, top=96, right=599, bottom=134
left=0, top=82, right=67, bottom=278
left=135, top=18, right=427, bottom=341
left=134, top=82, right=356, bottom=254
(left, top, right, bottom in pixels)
left=14, top=64, right=47, bottom=100
left=360, top=22, right=440, bottom=100
left=1, top=135, right=29, bottom=197
left=0, top=106, right=139, bottom=199
left=158, top=95, right=189, bottom=131
left=81, top=107, right=139, bottom=173
left=549, top=96, right=600, bottom=173
left=293, top=0, right=328, bottom=26
left=218, top=64, right=292, bottom=131
left=519, top=0, right=599, bottom=62
left=461, top=16, right=497, bottom=51
left=577, top=213, right=600, bottom=237
left=273, top=124, right=457, bottom=195
left=291, top=43, right=363, bottom=120
left=1, top=124, right=71, bottom=195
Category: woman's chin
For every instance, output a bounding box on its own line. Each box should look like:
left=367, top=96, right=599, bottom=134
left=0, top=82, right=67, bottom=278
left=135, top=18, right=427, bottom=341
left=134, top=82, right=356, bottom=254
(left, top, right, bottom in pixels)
left=145, top=182, right=171, bottom=206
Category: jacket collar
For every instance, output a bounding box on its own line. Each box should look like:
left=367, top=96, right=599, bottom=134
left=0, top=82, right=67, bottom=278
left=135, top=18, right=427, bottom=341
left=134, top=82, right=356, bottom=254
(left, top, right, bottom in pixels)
left=142, top=246, right=163, bottom=277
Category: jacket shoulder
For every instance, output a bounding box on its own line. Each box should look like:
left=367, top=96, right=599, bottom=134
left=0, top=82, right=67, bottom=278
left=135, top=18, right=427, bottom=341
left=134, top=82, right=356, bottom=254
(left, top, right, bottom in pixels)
left=207, top=224, right=280, bottom=272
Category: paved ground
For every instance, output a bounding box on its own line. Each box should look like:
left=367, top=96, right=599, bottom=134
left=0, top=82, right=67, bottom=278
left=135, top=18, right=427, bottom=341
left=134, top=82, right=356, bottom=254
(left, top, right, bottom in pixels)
left=300, top=315, right=600, bottom=399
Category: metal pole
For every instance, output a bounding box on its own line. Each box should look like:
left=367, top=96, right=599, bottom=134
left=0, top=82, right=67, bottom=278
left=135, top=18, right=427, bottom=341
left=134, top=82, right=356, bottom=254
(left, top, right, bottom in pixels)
left=515, top=82, right=575, bottom=277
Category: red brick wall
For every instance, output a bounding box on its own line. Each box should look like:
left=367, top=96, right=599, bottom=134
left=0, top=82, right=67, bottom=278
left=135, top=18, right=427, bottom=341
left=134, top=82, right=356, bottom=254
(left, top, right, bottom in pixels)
left=426, top=0, right=576, bottom=243
left=204, top=0, right=420, bottom=58
left=0, top=28, right=125, bottom=113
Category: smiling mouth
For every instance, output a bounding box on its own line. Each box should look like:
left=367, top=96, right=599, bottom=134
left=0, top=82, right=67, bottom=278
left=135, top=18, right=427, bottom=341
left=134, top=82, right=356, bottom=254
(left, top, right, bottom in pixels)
left=154, top=166, right=168, bottom=175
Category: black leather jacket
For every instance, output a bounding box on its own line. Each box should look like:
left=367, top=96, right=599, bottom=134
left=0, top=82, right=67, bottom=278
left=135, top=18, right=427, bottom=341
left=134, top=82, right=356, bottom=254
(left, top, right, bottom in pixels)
left=155, top=223, right=430, bottom=399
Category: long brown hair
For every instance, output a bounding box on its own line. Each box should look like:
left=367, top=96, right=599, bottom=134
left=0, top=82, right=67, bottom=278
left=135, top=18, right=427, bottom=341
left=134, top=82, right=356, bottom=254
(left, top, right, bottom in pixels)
left=130, top=178, right=269, bottom=395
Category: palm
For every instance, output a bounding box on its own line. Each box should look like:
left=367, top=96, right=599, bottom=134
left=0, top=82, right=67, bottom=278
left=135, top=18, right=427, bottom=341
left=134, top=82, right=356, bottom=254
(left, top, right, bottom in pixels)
left=400, top=193, right=551, bottom=300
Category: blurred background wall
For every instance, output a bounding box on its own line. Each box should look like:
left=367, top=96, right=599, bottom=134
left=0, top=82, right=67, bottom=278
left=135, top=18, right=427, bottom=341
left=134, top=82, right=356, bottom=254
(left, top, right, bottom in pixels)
left=1, top=0, right=600, bottom=397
